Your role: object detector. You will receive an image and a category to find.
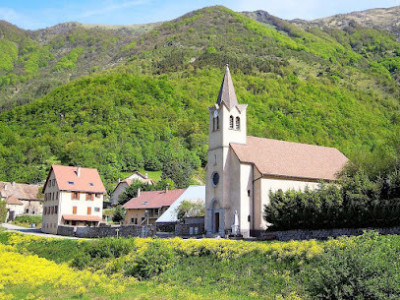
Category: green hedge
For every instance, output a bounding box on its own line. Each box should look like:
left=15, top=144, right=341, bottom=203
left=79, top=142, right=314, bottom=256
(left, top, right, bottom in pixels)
left=264, top=168, right=400, bottom=230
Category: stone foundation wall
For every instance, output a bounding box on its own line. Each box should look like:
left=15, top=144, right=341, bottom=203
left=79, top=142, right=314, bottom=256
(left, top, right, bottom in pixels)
left=175, top=223, right=205, bottom=236
left=155, top=222, right=176, bottom=233
left=261, top=226, right=400, bottom=241
left=57, top=224, right=155, bottom=238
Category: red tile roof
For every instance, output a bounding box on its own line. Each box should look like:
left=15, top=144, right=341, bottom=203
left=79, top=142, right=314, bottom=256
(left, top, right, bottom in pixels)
left=123, top=188, right=186, bottom=210
left=45, top=165, right=106, bottom=193
left=5, top=195, right=23, bottom=205
left=0, top=182, right=41, bottom=201
left=230, top=136, right=348, bottom=181
left=62, top=215, right=102, bottom=222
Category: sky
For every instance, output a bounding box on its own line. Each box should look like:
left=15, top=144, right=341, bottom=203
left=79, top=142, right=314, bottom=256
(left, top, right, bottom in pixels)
left=0, top=0, right=399, bottom=30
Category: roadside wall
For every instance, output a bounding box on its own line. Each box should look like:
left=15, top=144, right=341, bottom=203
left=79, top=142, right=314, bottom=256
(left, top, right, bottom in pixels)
left=57, top=224, right=155, bottom=238
left=261, top=226, right=400, bottom=241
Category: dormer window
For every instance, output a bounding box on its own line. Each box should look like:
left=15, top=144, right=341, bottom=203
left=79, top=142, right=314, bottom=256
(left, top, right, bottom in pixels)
left=236, top=117, right=240, bottom=130
left=89, top=183, right=94, bottom=186
left=229, top=116, right=234, bottom=129
left=68, top=181, right=74, bottom=185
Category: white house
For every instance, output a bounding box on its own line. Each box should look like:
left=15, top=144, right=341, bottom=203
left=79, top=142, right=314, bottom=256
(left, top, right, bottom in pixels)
left=111, top=171, right=154, bottom=206
left=41, top=165, right=106, bottom=234
left=205, top=65, right=348, bottom=237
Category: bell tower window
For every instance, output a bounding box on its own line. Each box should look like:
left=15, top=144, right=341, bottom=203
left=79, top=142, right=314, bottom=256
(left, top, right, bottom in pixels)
left=236, top=117, right=240, bottom=130
left=229, top=115, right=234, bottom=129
left=212, top=116, right=220, bottom=132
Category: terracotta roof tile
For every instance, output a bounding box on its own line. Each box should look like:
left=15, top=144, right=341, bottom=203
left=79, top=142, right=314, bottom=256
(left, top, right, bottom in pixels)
left=230, top=136, right=348, bottom=181
left=62, top=215, right=102, bottom=222
left=0, top=182, right=41, bottom=201
left=5, top=195, right=23, bottom=205
left=46, top=165, right=106, bottom=193
left=123, top=188, right=186, bottom=210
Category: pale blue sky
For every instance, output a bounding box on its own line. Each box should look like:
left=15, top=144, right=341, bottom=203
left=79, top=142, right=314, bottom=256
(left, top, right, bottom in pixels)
left=1, top=0, right=399, bottom=30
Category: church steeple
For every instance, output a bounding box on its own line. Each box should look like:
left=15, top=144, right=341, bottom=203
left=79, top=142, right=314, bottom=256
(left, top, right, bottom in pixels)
left=216, top=64, right=238, bottom=110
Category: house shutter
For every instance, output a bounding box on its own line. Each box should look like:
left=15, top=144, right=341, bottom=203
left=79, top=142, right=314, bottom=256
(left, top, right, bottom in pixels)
left=87, top=207, right=92, bottom=215
left=73, top=206, right=77, bottom=214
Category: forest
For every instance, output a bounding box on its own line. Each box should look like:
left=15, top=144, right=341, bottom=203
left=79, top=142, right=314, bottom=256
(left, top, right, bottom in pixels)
left=0, top=6, right=399, bottom=191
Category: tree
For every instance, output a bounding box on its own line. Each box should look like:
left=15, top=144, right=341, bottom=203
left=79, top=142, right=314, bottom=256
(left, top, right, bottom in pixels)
left=118, top=180, right=154, bottom=205
left=160, top=138, right=197, bottom=189
left=112, top=205, right=126, bottom=223
left=176, top=200, right=205, bottom=223
left=0, top=199, right=7, bottom=223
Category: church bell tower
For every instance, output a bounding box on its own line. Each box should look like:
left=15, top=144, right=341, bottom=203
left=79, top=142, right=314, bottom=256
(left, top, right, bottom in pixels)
left=205, top=65, right=248, bottom=237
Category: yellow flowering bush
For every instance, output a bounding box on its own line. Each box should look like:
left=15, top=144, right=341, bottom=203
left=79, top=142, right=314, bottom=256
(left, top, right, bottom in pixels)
left=0, top=242, right=134, bottom=299
left=162, top=237, right=323, bottom=262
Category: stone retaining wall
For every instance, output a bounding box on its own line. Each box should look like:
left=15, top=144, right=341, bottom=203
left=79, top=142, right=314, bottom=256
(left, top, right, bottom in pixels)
left=57, top=224, right=155, bottom=238
left=175, top=223, right=205, bottom=236
left=262, top=226, right=400, bottom=241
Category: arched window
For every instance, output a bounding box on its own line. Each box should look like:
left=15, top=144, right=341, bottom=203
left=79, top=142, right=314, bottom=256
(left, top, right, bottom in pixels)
left=229, top=115, right=234, bottom=129
left=212, top=116, right=219, bottom=131
left=236, top=117, right=240, bottom=130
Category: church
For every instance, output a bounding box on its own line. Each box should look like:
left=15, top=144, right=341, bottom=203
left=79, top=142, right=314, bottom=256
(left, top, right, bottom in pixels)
left=205, top=66, right=348, bottom=238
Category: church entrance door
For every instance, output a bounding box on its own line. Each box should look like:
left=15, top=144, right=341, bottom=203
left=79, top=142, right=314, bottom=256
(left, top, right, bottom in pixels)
left=215, top=212, right=220, bottom=233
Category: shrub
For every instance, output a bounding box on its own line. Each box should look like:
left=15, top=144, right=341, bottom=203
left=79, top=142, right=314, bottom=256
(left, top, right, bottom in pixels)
left=124, top=239, right=176, bottom=279
left=86, top=238, right=133, bottom=259
left=302, top=231, right=400, bottom=299
left=176, top=200, right=205, bottom=223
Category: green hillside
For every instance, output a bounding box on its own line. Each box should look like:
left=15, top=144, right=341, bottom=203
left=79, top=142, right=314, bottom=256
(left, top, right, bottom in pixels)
left=0, top=6, right=399, bottom=190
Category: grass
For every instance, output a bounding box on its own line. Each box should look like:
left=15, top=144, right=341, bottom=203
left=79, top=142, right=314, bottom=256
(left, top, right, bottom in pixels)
left=11, top=215, right=42, bottom=228
left=1, top=225, right=400, bottom=299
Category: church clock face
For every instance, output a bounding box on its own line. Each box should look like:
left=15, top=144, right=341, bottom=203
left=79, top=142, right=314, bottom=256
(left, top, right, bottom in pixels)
left=212, top=172, right=220, bottom=187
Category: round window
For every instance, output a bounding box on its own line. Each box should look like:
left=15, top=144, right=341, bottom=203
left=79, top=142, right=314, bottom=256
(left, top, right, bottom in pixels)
left=212, top=172, right=220, bottom=187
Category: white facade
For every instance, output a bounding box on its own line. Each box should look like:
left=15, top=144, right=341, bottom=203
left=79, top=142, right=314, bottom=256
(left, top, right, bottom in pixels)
left=42, top=168, right=104, bottom=234
left=111, top=182, right=129, bottom=205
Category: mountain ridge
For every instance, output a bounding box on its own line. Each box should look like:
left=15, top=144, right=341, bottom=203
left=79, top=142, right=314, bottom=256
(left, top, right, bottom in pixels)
left=0, top=5, right=398, bottom=189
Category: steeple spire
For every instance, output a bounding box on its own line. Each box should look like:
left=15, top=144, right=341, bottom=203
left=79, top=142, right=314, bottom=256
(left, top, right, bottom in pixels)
left=216, top=64, right=238, bottom=109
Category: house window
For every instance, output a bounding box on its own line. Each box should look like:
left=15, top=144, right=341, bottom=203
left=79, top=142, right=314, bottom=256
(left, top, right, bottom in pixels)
left=86, top=193, right=94, bottom=201
left=236, top=117, right=240, bottom=130
left=68, top=181, right=74, bottom=185
left=131, top=218, right=137, bottom=224
left=95, top=193, right=102, bottom=198
left=94, top=207, right=100, bottom=212
left=72, top=192, right=80, bottom=200
left=87, top=207, right=92, bottom=215
left=73, top=206, right=77, bottom=215
left=25, top=209, right=29, bottom=213
left=213, top=116, right=220, bottom=131
left=229, top=115, right=234, bottom=129
left=56, top=192, right=59, bottom=200
left=247, top=190, right=251, bottom=197
left=55, top=205, right=58, bottom=213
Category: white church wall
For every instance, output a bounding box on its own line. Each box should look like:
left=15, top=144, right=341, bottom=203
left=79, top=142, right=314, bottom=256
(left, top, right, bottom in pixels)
left=257, top=177, right=320, bottom=230
left=239, top=163, right=252, bottom=237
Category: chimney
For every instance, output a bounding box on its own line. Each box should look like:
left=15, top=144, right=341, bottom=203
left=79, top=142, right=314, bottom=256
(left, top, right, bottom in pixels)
left=165, top=184, right=169, bottom=193
left=117, top=178, right=121, bottom=183
left=145, top=172, right=148, bottom=179
left=76, top=166, right=81, bottom=177
left=11, top=182, right=15, bottom=187
left=137, top=188, right=141, bottom=198
left=4, top=184, right=7, bottom=191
